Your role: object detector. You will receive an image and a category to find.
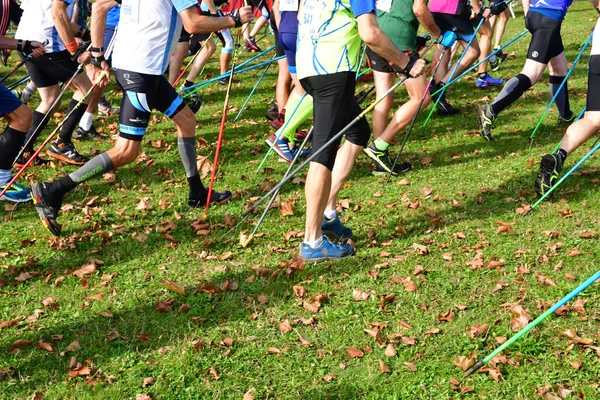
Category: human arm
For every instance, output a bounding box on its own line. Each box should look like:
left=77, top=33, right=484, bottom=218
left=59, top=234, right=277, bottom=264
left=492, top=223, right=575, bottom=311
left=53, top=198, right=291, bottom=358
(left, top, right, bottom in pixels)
left=89, top=0, right=118, bottom=86
left=51, top=0, right=89, bottom=61
left=179, top=5, right=254, bottom=34
left=522, top=0, right=530, bottom=15
left=413, top=0, right=441, bottom=39
left=71, top=0, right=80, bottom=25
left=0, top=36, right=45, bottom=57
left=469, top=0, right=481, bottom=18
left=204, top=0, right=219, bottom=15
left=356, top=12, right=426, bottom=77
left=591, top=0, right=600, bottom=12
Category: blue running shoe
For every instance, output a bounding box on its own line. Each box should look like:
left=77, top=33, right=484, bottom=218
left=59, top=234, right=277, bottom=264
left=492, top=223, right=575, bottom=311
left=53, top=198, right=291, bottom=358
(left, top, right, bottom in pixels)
left=475, top=77, right=489, bottom=88
left=321, top=216, right=353, bottom=241
left=299, top=236, right=355, bottom=262
left=272, top=138, right=295, bottom=162
left=477, top=73, right=503, bottom=88
left=0, top=180, right=32, bottom=202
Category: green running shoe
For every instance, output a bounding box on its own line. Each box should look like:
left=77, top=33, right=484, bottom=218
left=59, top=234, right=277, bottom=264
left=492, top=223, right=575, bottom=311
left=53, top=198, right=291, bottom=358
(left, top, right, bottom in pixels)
left=363, top=142, right=409, bottom=176
left=476, top=104, right=495, bottom=141
left=535, top=153, right=563, bottom=199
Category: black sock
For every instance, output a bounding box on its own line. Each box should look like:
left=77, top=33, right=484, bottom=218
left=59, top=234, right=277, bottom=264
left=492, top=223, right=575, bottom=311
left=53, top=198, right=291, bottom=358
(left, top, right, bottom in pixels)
left=549, top=75, right=572, bottom=118
left=556, top=148, right=568, bottom=164
left=99, top=95, right=109, bottom=109
left=23, top=111, right=49, bottom=153
left=479, top=72, right=487, bottom=79
left=0, top=127, right=26, bottom=169
left=187, top=174, right=207, bottom=199
left=51, top=175, right=78, bottom=197
left=184, top=80, right=194, bottom=88
left=491, top=74, right=532, bottom=116
left=58, top=99, right=88, bottom=143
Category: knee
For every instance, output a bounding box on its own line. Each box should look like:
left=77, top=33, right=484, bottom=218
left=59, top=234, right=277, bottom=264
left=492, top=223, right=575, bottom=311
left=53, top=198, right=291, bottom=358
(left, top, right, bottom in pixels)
left=583, top=111, right=600, bottom=129
left=10, top=105, right=33, bottom=132
left=177, top=107, right=197, bottom=134
left=111, top=143, right=139, bottom=165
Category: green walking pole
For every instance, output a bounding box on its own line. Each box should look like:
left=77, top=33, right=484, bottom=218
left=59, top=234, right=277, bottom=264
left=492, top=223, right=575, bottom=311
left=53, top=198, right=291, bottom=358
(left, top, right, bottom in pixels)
left=463, top=269, right=600, bottom=380
left=530, top=31, right=593, bottom=141
left=234, top=53, right=277, bottom=122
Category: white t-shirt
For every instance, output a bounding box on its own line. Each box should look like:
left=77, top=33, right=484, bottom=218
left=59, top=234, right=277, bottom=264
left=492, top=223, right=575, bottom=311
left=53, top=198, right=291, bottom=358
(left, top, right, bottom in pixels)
left=112, top=0, right=197, bottom=76
left=15, top=0, right=75, bottom=54
left=279, top=0, right=299, bottom=12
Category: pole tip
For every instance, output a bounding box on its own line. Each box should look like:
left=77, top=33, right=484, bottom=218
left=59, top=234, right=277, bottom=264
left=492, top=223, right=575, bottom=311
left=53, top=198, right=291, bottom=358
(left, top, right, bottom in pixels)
left=201, top=212, right=208, bottom=221
left=240, top=233, right=253, bottom=248
left=462, top=359, right=484, bottom=380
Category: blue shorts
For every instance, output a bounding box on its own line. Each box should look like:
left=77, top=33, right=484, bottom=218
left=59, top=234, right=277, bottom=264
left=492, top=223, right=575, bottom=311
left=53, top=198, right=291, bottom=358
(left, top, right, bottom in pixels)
left=0, top=84, right=22, bottom=118
left=279, top=11, right=298, bottom=73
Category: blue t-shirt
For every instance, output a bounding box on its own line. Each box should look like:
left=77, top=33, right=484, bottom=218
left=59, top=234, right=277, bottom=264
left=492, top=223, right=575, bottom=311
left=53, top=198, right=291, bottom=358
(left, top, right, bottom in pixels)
left=106, top=5, right=120, bottom=27
left=529, top=0, right=574, bottom=21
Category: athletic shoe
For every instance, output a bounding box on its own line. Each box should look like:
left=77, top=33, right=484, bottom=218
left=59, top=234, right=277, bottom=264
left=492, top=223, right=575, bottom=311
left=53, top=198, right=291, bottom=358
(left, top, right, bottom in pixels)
left=321, top=216, right=353, bottom=241
left=476, top=104, right=495, bottom=141
left=270, top=137, right=295, bottom=162
left=558, top=111, right=576, bottom=124
left=372, top=162, right=412, bottom=176
left=244, top=37, right=261, bottom=52
left=14, top=152, right=50, bottom=169
left=270, top=113, right=285, bottom=130
left=489, top=54, right=499, bottom=72
left=47, top=141, right=89, bottom=165
left=98, top=104, right=120, bottom=116
left=0, top=181, right=32, bottom=202
left=218, top=77, right=239, bottom=86
left=0, top=49, right=8, bottom=66
left=294, top=129, right=310, bottom=142
left=265, top=104, right=278, bottom=121
left=535, top=153, right=564, bottom=198
left=299, top=236, right=354, bottom=262
left=188, top=189, right=232, bottom=208
left=265, top=133, right=277, bottom=148
left=73, top=125, right=102, bottom=140
left=481, top=73, right=503, bottom=87
left=22, top=86, right=36, bottom=103
left=363, top=142, right=411, bottom=176
left=429, top=82, right=460, bottom=116
left=31, top=182, right=63, bottom=236
left=491, top=49, right=508, bottom=72
left=185, top=94, right=205, bottom=114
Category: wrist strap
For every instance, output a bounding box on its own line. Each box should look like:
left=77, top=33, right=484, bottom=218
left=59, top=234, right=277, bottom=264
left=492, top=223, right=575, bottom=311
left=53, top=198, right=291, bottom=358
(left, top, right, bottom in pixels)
left=90, top=46, right=105, bottom=53
left=401, top=57, right=417, bottom=76
left=16, top=39, right=23, bottom=52
left=91, top=55, right=106, bottom=69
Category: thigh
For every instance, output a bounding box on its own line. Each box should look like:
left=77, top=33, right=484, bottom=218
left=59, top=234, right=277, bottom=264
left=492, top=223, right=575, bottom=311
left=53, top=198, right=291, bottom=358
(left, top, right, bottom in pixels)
left=526, top=12, right=562, bottom=64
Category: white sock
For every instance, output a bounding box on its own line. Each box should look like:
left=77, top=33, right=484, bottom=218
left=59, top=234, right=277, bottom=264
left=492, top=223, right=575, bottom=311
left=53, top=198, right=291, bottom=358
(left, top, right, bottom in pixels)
left=304, top=236, right=324, bottom=248
left=79, top=112, right=94, bottom=131
left=324, top=209, right=337, bottom=221
left=0, top=169, right=12, bottom=185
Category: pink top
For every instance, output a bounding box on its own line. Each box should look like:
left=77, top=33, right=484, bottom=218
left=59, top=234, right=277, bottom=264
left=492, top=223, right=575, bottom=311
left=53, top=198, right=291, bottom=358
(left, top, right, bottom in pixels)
left=429, top=0, right=466, bottom=15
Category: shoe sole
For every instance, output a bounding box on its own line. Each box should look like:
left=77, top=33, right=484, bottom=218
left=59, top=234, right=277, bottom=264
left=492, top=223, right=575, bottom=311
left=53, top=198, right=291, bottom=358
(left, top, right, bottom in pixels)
left=363, top=148, right=397, bottom=176
left=272, top=144, right=293, bottom=163
left=47, top=151, right=88, bottom=166
left=30, top=184, right=61, bottom=236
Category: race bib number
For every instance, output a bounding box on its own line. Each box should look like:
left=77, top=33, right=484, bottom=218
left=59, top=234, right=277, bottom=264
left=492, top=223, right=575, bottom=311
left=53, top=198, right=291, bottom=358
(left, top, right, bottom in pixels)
left=376, top=0, right=392, bottom=12
left=279, top=0, right=299, bottom=11
left=121, top=0, right=140, bottom=24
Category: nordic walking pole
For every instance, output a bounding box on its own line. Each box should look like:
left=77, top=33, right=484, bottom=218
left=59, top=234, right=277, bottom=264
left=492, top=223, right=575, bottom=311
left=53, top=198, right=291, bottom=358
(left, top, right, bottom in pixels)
left=234, top=53, right=276, bottom=122
left=6, top=75, right=30, bottom=90
left=204, top=30, right=243, bottom=218
left=429, top=29, right=528, bottom=98
left=172, top=33, right=214, bottom=88
left=356, top=45, right=368, bottom=77
left=423, top=18, right=485, bottom=127
left=463, top=269, right=600, bottom=380
left=523, top=139, right=600, bottom=216
left=385, top=40, right=455, bottom=186
left=0, top=72, right=107, bottom=200
left=530, top=31, right=593, bottom=141
left=12, top=44, right=92, bottom=166
left=243, top=75, right=410, bottom=217
left=256, top=92, right=308, bottom=171
left=0, top=57, right=28, bottom=84
left=550, top=106, right=588, bottom=153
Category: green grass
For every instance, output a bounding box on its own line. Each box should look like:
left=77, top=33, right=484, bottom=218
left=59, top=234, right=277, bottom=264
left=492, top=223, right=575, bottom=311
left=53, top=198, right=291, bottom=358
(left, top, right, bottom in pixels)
left=2, top=4, right=600, bottom=399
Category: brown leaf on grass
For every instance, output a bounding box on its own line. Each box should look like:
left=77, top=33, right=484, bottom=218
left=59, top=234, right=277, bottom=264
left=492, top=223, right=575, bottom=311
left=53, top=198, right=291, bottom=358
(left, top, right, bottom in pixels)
left=257, top=294, right=269, bottom=304
left=466, top=324, right=489, bottom=339
left=293, top=285, right=307, bottom=298
left=563, top=328, right=594, bottom=345
left=480, top=366, right=502, bottom=382
left=12, top=339, right=34, bottom=348
left=567, top=248, right=581, bottom=257
left=65, top=340, right=81, bottom=352
left=495, top=221, right=514, bottom=234
left=510, top=305, right=532, bottom=331
left=107, top=330, right=119, bottom=342
left=142, top=377, right=154, bottom=388
left=404, top=362, right=417, bottom=372
left=136, top=198, right=152, bottom=211
left=88, top=293, right=103, bottom=301
left=571, top=299, right=587, bottom=314
left=391, top=276, right=417, bottom=292
left=279, top=200, right=294, bottom=216
left=161, top=279, right=185, bottom=295
left=268, top=347, right=281, bottom=354
left=67, top=366, right=92, bottom=378
left=352, top=289, right=371, bottom=301
left=72, top=263, right=98, bottom=278
left=15, top=272, right=33, bottom=282
left=454, top=353, right=477, bottom=371
left=400, top=336, right=416, bottom=346
left=438, top=310, right=454, bottom=322
left=412, top=243, right=429, bottom=255
left=346, top=348, right=364, bottom=358
left=154, top=300, right=172, bottom=312
left=279, top=320, right=292, bottom=334
left=535, top=272, right=557, bottom=287
left=569, top=360, right=583, bottom=370
left=243, top=388, right=256, bottom=400
left=425, top=328, right=441, bottom=337
left=209, top=366, right=219, bottom=380
left=0, top=319, right=20, bottom=329
left=36, top=341, right=53, bottom=352
left=42, top=297, right=58, bottom=310
left=135, top=395, right=152, bottom=400
left=322, top=374, right=337, bottom=382
left=378, top=359, right=391, bottom=373
left=384, top=343, right=397, bottom=357
left=303, top=301, right=321, bottom=313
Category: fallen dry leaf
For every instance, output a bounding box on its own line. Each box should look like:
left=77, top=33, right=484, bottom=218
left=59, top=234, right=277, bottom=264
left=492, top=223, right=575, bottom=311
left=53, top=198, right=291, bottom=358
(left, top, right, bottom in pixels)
left=346, top=348, right=364, bottom=359
left=161, top=279, right=186, bottom=295
left=378, top=359, right=391, bottom=373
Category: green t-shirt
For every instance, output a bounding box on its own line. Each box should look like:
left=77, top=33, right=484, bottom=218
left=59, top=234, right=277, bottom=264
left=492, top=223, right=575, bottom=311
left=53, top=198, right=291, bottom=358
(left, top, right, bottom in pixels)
left=296, top=0, right=377, bottom=79
left=376, top=0, right=419, bottom=52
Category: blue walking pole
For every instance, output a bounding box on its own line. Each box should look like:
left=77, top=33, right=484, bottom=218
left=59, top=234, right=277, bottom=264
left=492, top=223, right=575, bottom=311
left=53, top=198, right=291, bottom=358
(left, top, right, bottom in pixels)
left=524, top=139, right=600, bottom=215
left=530, top=31, right=593, bottom=140
left=551, top=106, right=587, bottom=153
left=423, top=18, right=486, bottom=126
left=234, top=54, right=276, bottom=122
left=6, top=75, right=30, bottom=90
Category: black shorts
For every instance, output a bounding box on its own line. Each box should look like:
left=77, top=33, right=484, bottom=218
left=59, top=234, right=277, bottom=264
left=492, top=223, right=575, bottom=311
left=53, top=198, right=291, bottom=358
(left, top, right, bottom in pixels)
left=300, top=71, right=370, bottom=170
left=270, top=11, right=285, bottom=58
left=432, top=12, right=475, bottom=42
left=366, top=47, right=417, bottom=74
left=21, top=50, right=82, bottom=88
left=587, top=55, right=600, bottom=111
left=525, top=11, right=564, bottom=64
left=114, top=69, right=186, bottom=141
left=179, top=28, right=192, bottom=43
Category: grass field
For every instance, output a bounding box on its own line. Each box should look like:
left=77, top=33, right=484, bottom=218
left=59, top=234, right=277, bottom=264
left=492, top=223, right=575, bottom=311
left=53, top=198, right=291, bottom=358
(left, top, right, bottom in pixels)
left=2, top=4, right=600, bottom=399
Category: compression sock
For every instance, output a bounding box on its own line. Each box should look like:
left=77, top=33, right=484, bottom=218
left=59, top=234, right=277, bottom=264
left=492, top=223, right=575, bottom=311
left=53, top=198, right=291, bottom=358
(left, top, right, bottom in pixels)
left=0, top=169, right=10, bottom=185
left=22, top=111, right=49, bottom=153
left=58, top=99, right=88, bottom=143
left=555, top=148, right=568, bottom=164
left=0, top=127, right=25, bottom=169
left=373, top=137, right=389, bottom=151
left=99, top=95, right=110, bottom=109
left=79, top=112, right=94, bottom=131
left=48, top=152, right=115, bottom=198
left=549, top=75, right=572, bottom=118
left=276, top=92, right=313, bottom=143
left=491, top=74, right=532, bottom=116
left=177, top=136, right=207, bottom=198
left=184, top=80, right=194, bottom=88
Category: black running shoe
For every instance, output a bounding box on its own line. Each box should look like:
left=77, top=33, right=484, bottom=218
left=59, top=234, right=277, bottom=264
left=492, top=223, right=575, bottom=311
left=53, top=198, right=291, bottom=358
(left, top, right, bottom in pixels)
left=218, top=77, right=239, bottom=86
left=31, top=182, right=63, bottom=236
left=558, top=111, right=575, bottom=125
left=47, top=141, right=89, bottom=165
left=430, top=82, right=460, bottom=116
left=364, top=142, right=411, bottom=176
left=476, top=104, right=495, bottom=141
left=534, top=153, right=563, bottom=199
left=372, top=162, right=412, bottom=176
left=188, top=190, right=232, bottom=208
left=73, top=125, right=102, bottom=140
left=14, top=151, right=50, bottom=169
left=265, top=104, right=279, bottom=121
